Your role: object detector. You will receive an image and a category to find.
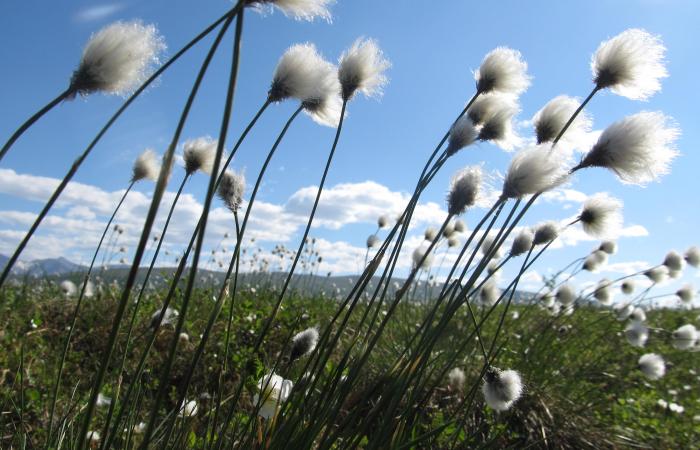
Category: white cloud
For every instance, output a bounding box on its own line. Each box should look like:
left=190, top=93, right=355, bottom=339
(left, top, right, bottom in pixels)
left=74, top=4, right=125, bottom=23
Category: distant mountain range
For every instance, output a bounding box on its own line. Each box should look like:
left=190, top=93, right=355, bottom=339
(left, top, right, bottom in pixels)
left=0, top=254, right=536, bottom=303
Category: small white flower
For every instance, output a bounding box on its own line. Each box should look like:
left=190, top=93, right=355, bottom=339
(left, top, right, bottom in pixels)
left=638, top=353, right=665, bottom=380
left=532, top=95, right=592, bottom=149
left=672, top=324, right=698, bottom=350
left=577, top=111, right=680, bottom=185
left=254, top=372, right=293, bottom=419
left=668, top=402, right=684, bottom=414
left=591, top=29, right=667, bottom=100
left=501, top=145, right=568, bottom=199
left=338, top=37, right=390, bottom=100
left=70, top=21, right=165, bottom=97
left=131, top=148, right=161, bottom=182
left=183, top=137, right=217, bottom=175
left=578, top=193, right=623, bottom=238
left=475, top=48, right=531, bottom=96
left=482, top=367, right=523, bottom=411
left=447, top=166, right=482, bottom=215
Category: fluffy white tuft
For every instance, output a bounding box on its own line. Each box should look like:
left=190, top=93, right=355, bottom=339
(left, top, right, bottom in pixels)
left=625, top=321, right=649, bottom=347
left=501, top=145, right=569, bottom=199
left=672, top=324, right=698, bottom=350
left=447, top=367, right=466, bottom=391
left=447, top=166, right=482, bottom=215
left=60, top=280, right=77, bottom=297
left=593, top=279, right=613, bottom=305
left=599, top=240, right=618, bottom=255
left=532, top=95, right=592, bottom=148
left=475, top=47, right=531, bottom=96
left=251, top=0, right=334, bottom=22
left=338, top=37, right=390, bottom=100
left=479, top=280, right=500, bottom=306
left=482, top=368, right=523, bottom=411
left=663, top=250, right=684, bottom=272
left=131, top=148, right=161, bottom=182
left=217, top=170, right=246, bottom=212
left=183, top=137, right=217, bottom=175
left=621, top=280, right=635, bottom=295
left=533, top=221, right=560, bottom=246
left=71, top=21, right=165, bottom=97
left=412, top=245, right=433, bottom=270
left=684, top=246, right=700, bottom=268
left=366, top=234, right=379, bottom=249
left=510, top=229, right=533, bottom=257
left=579, top=111, right=680, bottom=185
left=578, top=193, right=623, bottom=238
left=468, top=94, right=520, bottom=151
left=676, top=284, right=695, bottom=303
left=638, top=353, right=665, bottom=380
left=644, top=266, right=668, bottom=284
left=556, top=283, right=576, bottom=306
left=591, top=29, right=667, bottom=101
left=446, top=115, right=478, bottom=155
left=290, top=327, right=319, bottom=360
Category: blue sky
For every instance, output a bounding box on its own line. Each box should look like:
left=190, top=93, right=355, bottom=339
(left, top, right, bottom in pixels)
left=0, top=0, right=698, bottom=304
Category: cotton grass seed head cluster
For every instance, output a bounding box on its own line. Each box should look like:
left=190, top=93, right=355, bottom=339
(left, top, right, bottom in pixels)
left=446, top=115, right=478, bottom=156
left=475, top=47, right=531, bottom=96
left=217, top=170, right=246, bottom=213
left=578, top=111, right=680, bottom=185
left=447, top=166, right=482, bottom=215
left=338, top=37, right=390, bottom=101
left=183, top=137, right=217, bottom=175
left=533, top=95, right=592, bottom=147
left=131, top=148, right=161, bottom=183
left=510, top=229, right=533, bottom=257
left=290, top=326, right=319, bottom=361
left=533, top=221, right=559, bottom=246
left=70, top=21, right=165, bottom=97
left=501, top=145, right=568, bottom=199
left=592, top=29, right=667, bottom=100
left=638, top=353, right=666, bottom=380
left=482, top=367, right=523, bottom=411
left=578, top=193, right=623, bottom=238
left=247, top=0, right=334, bottom=22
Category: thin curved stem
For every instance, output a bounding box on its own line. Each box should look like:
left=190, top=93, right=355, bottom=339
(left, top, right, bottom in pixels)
left=45, top=180, right=134, bottom=447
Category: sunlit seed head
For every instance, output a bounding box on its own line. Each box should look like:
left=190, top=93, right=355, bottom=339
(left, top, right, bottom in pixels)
left=424, top=227, right=438, bottom=242
left=70, top=21, right=165, bottom=97
left=446, top=115, right=478, bottom=156
left=482, top=367, right=523, bottom=411
left=217, top=170, right=246, bottom=212
left=183, top=137, right=217, bottom=175
left=338, top=37, right=390, bottom=101
left=479, top=280, right=500, bottom=306
left=447, top=166, right=482, bottom=215
left=578, top=111, right=680, bottom=185
left=663, top=250, right=684, bottom=272
left=412, top=246, right=433, bottom=270
left=377, top=215, right=390, bottom=229
left=475, top=47, right=531, bottom=96
left=131, top=148, right=161, bottom=183
left=447, top=236, right=460, bottom=248
left=594, top=279, right=613, bottom=305
left=639, top=353, right=665, bottom=380
left=625, top=321, right=649, bottom=347
left=556, top=283, right=576, bottom=306
left=645, top=265, right=669, bottom=284
left=366, top=234, right=379, bottom=249
left=510, top=229, right=533, bottom=257
left=448, top=367, right=466, bottom=391
left=60, top=280, right=77, bottom=297
left=676, top=284, right=695, bottom=303
left=150, top=307, right=179, bottom=329
left=684, top=246, right=700, bottom=268
left=453, top=219, right=466, bottom=233
left=533, top=221, right=559, bottom=246
left=629, top=306, right=646, bottom=323
left=533, top=95, right=592, bottom=146
left=178, top=400, right=198, bottom=418
left=290, top=326, right=319, bottom=361
left=579, top=193, right=623, bottom=239
left=480, top=234, right=503, bottom=259
left=616, top=303, right=634, bottom=320
left=248, top=0, right=334, bottom=22
left=501, top=145, right=569, bottom=199
left=592, top=29, right=667, bottom=100
left=621, top=280, right=635, bottom=295
left=599, top=240, right=618, bottom=255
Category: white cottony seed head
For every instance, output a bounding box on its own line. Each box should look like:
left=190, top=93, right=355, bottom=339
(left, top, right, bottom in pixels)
left=592, top=29, right=667, bottom=100
left=533, top=95, right=592, bottom=147
left=638, top=353, right=665, bottom=380
left=502, top=145, right=568, bottom=199
left=70, top=21, right=165, bottom=97
left=556, top=283, right=576, bottom=306
left=482, top=367, right=523, bottom=411
left=249, top=0, right=334, bottom=22
left=475, top=47, right=531, bottom=96
left=183, top=137, right=217, bottom=175
left=217, top=170, right=246, bottom=212
left=684, top=246, right=700, bottom=268
left=131, top=148, right=161, bottom=182
left=672, top=324, right=698, bottom=350
left=290, top=327, right=319, bottom=360
left=663, top=250, right=685, bottom=272
left=579, top=193, right=623, bottom=238
left=625, top=321, right=649, bottom=347
left=510, top=229, right=533, bottom=257
left=533, top=221, right=559, bottom=246
left=446, top=115, right=478, bottom=156
left=448, top=367, right=466, bottom=391
left=338, top=37, right=390, bottom=101
left=579, top=111, right=679, bottom=185
left=447, top=166, right=482, bottom=215
left=599, top=240, right=618, bottom=255
left=645, top=266, right=669, bottom=284
left=676, top=284, right=695, bottom=303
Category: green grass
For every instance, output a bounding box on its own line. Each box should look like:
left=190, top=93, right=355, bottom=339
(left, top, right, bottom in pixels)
left=1, top=280, right=698, bottom=449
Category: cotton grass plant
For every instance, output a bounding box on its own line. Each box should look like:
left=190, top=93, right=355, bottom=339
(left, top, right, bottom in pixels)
left=1, top=7, right=697, bottom=448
